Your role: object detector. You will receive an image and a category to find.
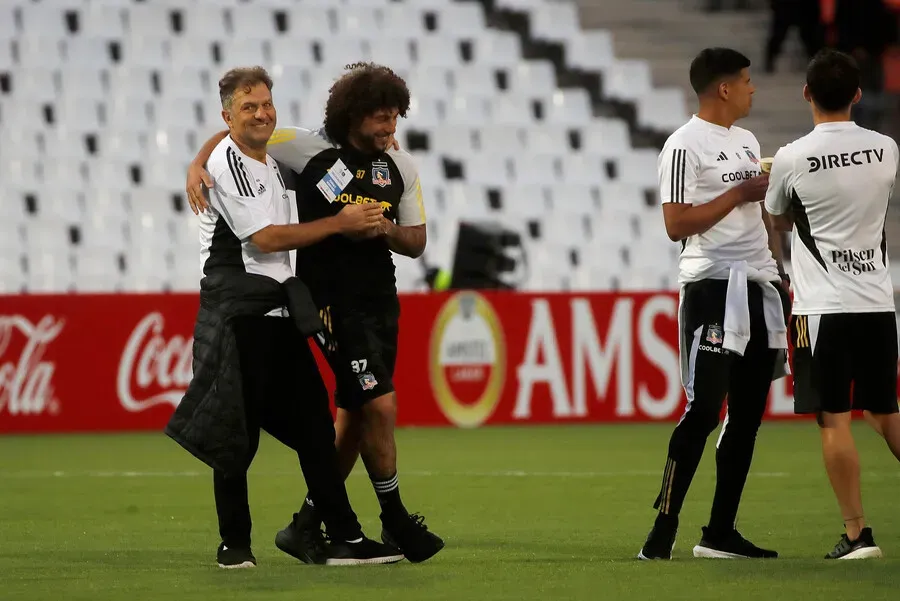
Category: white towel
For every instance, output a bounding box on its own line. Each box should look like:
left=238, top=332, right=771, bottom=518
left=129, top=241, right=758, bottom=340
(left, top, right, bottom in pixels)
left=723, top=261, right=787, bottom=355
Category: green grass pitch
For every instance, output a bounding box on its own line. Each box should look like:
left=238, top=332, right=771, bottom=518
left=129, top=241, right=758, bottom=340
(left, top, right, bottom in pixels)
left=1, top=423, right=898, bottom=600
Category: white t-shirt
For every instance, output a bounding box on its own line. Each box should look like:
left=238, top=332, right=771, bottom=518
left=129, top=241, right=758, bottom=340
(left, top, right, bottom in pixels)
left=658, top=115, right=778, bottom=284
left=199, top=135, right=294, bottom=283
left=765, top=121, right=898, bottom=314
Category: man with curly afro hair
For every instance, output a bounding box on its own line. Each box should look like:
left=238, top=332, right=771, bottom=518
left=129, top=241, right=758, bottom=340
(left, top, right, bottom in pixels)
left=187, top=62, right=444, bottom=565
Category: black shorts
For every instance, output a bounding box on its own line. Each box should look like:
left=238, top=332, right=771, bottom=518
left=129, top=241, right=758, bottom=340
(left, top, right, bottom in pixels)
left=791, top=312, right=899, bottom=415
left=315, top=297, right=400, bottom=409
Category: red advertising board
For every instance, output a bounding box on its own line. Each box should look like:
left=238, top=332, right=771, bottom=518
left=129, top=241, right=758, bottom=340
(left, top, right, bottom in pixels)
left=0, top=291, right=812, bottom=434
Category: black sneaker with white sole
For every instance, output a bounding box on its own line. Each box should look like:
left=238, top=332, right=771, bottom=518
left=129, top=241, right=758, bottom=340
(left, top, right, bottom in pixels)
left=381, top=512, right=445, bottom=563
left=692, top=527, right=778, bottom=559
left=638, top=513, right=678, bottom=560
left=825, top=527, right=883, bottom=560
left=217, top=542, right=257, bottom=569
left=325, top=537, right=405, bottom=566
left=274, top=512, right=327, bottom=565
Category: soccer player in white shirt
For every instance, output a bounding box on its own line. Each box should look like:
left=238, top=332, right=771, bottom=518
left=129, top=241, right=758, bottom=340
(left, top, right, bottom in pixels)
left=639, top=48, right=790, bottom=561
left=765, top=49, right=900, bottom=560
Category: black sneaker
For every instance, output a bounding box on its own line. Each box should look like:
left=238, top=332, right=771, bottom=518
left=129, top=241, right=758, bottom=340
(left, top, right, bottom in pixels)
left=381, top=512, right=445, bottom=563
left=638, top=513, right=678, bottom=560
left=325, top=536, right=405, bottom=566
left=275, top=512, right=327, bottom=565
left=217, top=542, right=256, bottom=569
left=825, top=527, right=883, bottom=560
left=693, top=527, right=778, bottom=559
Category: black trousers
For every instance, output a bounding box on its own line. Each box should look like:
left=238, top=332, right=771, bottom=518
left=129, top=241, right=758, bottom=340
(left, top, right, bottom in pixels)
left=765, top=0, right=824, bottom=68
left=213, top=315, right=362, bottom=548
left=653, top=280, right=779, bottom=533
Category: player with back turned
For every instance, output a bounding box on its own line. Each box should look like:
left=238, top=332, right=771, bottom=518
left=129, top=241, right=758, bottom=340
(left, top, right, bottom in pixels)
left=638, top=48, right=790, bottom=561
left=764, top=48, right=900, bottom=560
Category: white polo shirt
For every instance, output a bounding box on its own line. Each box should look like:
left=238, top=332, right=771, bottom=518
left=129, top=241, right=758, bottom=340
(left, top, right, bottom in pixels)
left=199, top=135, right=294, bottom=283
left=658, top=115, right=778, bottom=284
left=765, top=121, right=899, bottom=314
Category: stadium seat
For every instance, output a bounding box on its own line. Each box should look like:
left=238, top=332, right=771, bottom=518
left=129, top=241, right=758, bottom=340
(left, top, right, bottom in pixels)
left=157, top=67, right=209, bottom=98
left=637, top=88, right=690, bottom=133
left=530, top=2, right=583, bottom=43
left=508, top=60, right=557, bottom=97
left=128, top=5, right=178, bottom=38
left=369, top=38, right=417, bottom=73
left=120, top=37, right=170, bottom=69
left=216, top=38, right=269, bottom=68
left=81, top=5, right=128, bottom=37
left=26, top=252, right=75, bottom=293
left=169, top=39, right=218, bottom=68
left=333, top=7, right=379, bottom=36
left=73, top=248, right=122, bottom=293
left=179, top=4, right=230, bottom=41
left=603, top=59, right=654, bottom=102
left=430, top=126, right=475, bottom=157
left=0, top=40, right=15, bottom=69
left=19, top=5, right=72, bottom=39
left=490, top=95, right=533, bottom=126
left=432, top=3, right=488, bottom=39
left=0, top=6, right=17, bottom=40
left=65, top=38, right=115, bottom=67
left=564, top=31, right=616, bottom=71
left=471, top=32, right=521, bottom=68
left=60, top=69, right=107, bottom=101
left=378, top=5, right=425, bottom=38
left=8, top=68, right=58, bottom=103
left=463, top=154, right=513, bottom=186
left=17, top=38, right=66, bottom=68
left=444, top=95, right=491, bottom=127
left=416, top=37, right=463, bottom=70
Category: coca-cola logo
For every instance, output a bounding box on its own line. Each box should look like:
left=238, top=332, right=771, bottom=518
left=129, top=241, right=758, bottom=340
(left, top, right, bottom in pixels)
left=0, top=315, right=64, bottom=416
left=117, top=312, right=192, bottom=412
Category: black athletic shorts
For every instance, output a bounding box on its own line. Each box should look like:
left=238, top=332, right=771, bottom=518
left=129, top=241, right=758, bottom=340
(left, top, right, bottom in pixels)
left=315, top=296, right=400, bottom=409
left=791, top=312, right=899, bottom=415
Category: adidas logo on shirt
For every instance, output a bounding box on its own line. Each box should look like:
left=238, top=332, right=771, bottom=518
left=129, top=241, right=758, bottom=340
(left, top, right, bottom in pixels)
left=716, top=152, right=729, bottom=161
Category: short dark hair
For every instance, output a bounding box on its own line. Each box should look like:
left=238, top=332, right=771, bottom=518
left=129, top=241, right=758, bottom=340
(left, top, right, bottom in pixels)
left=324, top=62, right=410, bottom=147
left=806, top=48, right=860, bottom=112
left=689, top=48, right=751, bottom=95
left=219, top=66, right=273, bottom=109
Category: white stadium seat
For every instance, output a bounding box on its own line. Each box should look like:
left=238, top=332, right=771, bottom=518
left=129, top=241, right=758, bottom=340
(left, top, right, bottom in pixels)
left=81, top=5, right=127, bottom=37
left=9, top=69, right=59, bottom=103
left=60, top=69, right=107, bottom=101
left=0, top=6, right=17, bottom=40
left=529, top=2, right=581, bottom=43
left=17, top=38, right=66, bottom=68
left=120, top=37, right=170, bottom=69
left=65, top=37, right=115, bottom=67
left=433, top=3, right=487, bottom=38
left=471, top=32, right=521, bottom=68
left=416, top=37, right=462, bottom=70
left=508, top=60, right=556, bottom=97
left=19, top=5, right=71, bottom=39
left=565, top=31, right=616, bottom=71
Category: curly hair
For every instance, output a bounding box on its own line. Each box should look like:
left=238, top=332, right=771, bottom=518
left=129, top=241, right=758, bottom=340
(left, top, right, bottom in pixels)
left=324, top=62, right=410, bottom=147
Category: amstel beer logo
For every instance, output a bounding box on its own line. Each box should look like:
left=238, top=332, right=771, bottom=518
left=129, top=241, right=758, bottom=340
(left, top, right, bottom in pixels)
left=429, top=292, right=505, bottom=428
